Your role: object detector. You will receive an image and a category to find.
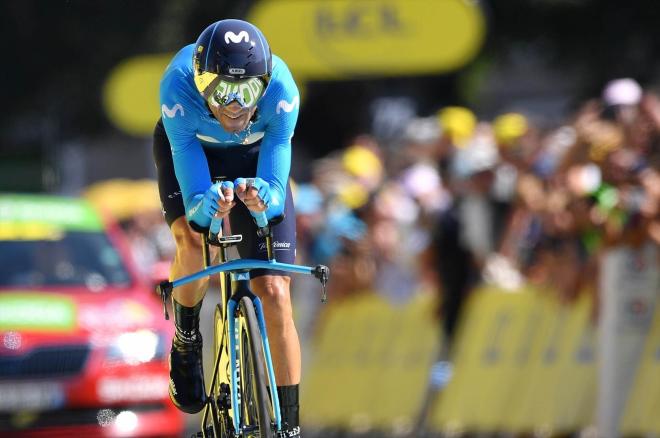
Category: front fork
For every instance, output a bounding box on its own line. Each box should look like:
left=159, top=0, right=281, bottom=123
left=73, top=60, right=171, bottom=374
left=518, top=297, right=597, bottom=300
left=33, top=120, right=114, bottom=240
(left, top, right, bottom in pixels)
left=227, top=277, right=282, bottom=434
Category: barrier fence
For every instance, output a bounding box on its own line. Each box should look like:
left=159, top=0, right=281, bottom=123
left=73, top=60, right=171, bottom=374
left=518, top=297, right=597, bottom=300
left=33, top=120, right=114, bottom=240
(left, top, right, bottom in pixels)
left=432, top=288, right=597, bottom=435
left=300, top=252, right=659, bottom=436
left=301, top=291, right=440, bottom=431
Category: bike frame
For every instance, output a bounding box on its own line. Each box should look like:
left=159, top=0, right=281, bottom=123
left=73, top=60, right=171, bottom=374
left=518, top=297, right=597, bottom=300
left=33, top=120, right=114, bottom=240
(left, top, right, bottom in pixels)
left=157, top=216, right=328, bottom=437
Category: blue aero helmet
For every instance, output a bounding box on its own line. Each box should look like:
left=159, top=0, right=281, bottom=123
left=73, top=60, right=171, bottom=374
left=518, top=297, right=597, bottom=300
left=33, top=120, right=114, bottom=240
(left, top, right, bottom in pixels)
left=193, top=19, right=273, bottom=109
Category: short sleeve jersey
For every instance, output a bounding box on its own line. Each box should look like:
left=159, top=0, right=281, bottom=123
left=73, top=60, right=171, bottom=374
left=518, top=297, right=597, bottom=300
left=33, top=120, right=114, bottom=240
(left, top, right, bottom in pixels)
left=159, top=44, right=300, bottom=215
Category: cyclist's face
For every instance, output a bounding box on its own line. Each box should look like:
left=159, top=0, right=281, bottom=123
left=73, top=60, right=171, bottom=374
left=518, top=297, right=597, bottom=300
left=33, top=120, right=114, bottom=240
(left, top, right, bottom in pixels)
left=210, top=101, right=256, bottom=133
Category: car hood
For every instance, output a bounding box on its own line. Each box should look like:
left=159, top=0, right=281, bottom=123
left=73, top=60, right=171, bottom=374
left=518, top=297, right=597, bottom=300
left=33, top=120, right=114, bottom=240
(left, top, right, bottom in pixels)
left=0, top=286, right=171, bottom=352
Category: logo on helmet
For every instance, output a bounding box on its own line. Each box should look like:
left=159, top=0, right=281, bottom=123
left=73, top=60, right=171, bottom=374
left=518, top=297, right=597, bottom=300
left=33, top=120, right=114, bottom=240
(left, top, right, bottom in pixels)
left=224, top=31, right=250, bottom=44
left=229, top=68, right=246, bottom=75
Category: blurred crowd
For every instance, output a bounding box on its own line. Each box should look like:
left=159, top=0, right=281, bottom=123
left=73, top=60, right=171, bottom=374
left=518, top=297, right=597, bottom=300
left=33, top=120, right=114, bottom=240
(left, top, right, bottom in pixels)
left=99, top=77, right=660, bottom=349
left=290, top=77, right=660, bottom=346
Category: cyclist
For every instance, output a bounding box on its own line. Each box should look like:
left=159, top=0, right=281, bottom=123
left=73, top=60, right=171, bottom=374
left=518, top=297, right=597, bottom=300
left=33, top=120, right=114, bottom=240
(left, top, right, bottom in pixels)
left=153, top=19, right=301, bottom=437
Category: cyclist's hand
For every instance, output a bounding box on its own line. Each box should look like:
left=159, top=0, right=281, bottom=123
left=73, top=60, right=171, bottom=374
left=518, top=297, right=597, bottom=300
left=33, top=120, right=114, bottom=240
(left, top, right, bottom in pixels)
left=215, top=181, right=235, bottom=218
left=187, top=181, right=235, bottom=227
left=234, top=177, right=270, bottom=213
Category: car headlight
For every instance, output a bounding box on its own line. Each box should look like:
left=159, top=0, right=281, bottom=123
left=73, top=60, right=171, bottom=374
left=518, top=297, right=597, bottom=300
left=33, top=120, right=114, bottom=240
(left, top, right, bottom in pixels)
left=106, top=329, right=165, bottom=365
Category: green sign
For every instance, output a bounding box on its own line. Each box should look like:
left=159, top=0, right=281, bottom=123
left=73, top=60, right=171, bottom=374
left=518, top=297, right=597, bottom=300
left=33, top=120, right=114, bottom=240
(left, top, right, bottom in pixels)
left=0, top=293, right=76, bottom=331
left=0, top=195, right=103, bottom=231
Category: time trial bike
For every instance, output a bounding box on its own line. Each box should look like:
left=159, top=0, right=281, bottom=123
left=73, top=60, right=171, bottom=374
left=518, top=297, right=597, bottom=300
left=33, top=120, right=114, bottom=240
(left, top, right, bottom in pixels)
left=157, top=209, right=329, bottom=437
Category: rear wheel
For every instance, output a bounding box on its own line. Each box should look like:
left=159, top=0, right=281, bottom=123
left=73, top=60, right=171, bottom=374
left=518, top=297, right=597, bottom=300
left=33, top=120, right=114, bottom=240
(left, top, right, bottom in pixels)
left=236, top=297, right=274, bottom=437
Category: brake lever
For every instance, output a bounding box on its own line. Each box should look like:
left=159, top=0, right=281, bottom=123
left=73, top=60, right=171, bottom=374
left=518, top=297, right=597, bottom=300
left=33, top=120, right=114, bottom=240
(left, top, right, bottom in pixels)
left=313, top=265, right=330, bottom=303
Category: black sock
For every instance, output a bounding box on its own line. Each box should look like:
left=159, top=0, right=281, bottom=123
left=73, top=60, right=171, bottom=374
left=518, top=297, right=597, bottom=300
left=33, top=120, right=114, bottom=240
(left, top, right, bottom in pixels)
left=277, top=384, right=299, bottom=429
left=173, top=299, right=202, bottom=344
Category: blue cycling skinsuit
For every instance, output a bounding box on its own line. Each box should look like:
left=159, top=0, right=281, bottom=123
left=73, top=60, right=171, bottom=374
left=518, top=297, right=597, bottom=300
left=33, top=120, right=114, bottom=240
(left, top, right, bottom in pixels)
left=153, top=44, right=300, bottom=273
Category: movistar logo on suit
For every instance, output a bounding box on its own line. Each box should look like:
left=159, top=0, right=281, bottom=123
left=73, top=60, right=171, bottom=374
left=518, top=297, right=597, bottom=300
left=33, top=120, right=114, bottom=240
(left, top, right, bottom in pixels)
left=276, top=96, right=299, bottom=114
left=162, top=103, right=184, bottom=118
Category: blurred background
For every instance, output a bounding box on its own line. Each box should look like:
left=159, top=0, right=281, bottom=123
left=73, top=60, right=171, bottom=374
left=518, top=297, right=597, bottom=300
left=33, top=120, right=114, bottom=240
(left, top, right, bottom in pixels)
left=1, top=0, right=659, bottom=437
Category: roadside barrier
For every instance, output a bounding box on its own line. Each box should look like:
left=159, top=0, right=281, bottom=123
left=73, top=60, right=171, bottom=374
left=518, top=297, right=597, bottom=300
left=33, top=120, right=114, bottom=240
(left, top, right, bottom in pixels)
left=431, top=287, right=597, bottom=435
left=300, top=271, right=659, bottom=435
left=301, top=291, right=440, bottom=431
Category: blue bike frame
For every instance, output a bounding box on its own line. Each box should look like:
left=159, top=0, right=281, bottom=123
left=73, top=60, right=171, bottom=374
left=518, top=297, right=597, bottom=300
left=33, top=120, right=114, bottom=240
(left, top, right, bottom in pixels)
left=159, top=212, right=328, bottom=436
left=168, top=257, right=325, bottom=434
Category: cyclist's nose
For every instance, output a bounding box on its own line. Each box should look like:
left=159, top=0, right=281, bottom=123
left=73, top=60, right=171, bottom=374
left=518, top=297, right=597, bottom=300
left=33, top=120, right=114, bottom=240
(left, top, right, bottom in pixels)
left=223, top=101, right=246, bottom=115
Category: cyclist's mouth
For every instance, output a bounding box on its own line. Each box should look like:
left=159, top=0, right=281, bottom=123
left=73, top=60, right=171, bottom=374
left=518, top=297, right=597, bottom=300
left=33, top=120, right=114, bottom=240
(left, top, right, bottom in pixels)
left=219, top=112, right=251, bottom=133
left=221, top=107, right=251, bottom=121
left=210, top=101, right=255, bottom=133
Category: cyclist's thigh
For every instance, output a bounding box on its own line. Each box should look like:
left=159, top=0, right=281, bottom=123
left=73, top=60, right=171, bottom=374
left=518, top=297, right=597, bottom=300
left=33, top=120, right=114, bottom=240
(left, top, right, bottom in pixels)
left=229, top=182, right=296, bottom=279
left=153, top=118, right=185, bottom=227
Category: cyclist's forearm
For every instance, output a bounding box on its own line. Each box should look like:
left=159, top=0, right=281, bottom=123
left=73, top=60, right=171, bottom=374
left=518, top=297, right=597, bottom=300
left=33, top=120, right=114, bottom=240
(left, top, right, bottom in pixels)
left=256, top=139, right=291, bottom=219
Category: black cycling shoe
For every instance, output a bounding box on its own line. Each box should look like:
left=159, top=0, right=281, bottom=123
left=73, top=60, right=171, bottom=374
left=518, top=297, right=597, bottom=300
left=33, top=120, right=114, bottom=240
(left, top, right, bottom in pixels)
left=168, top=332, right=207, bottom=414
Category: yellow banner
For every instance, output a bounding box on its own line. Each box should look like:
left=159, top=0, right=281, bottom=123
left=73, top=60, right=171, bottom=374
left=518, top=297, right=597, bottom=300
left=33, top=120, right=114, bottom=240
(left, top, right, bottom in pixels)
left=103, top=54, right=171, bottom=137
left=103, top=0, right=484, bottom=135
left=621, top=306, right=660, bottom=435
left=431, top=287, right=597, bottom=435
left=248, top=0, right=485, bottom=78
left=301, top=291, right=440, bottom=430
left=301, top=284, right=660, bottom=434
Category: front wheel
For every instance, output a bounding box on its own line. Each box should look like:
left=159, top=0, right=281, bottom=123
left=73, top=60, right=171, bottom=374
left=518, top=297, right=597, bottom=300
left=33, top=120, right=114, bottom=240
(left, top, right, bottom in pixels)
left=210, top=304, right=233, bottom=437
left=237, top=297, right=274, bottom=438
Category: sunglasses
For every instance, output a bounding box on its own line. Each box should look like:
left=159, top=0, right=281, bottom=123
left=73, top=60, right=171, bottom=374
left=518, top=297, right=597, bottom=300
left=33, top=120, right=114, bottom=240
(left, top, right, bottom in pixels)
left=195, top=71, right=266, bottom=109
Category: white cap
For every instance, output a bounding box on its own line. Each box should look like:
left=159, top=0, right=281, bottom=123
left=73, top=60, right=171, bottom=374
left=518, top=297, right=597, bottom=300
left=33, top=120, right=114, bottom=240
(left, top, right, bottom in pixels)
left=602, top=78, right=642, bottom=106
left=403, top=117, right=441, bottom=144
left=452, top=129, right=499, bottom=177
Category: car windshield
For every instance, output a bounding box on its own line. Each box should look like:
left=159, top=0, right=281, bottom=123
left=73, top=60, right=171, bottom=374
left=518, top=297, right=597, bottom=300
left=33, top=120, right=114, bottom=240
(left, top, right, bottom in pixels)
left=0, top=230, right=132, bottom=289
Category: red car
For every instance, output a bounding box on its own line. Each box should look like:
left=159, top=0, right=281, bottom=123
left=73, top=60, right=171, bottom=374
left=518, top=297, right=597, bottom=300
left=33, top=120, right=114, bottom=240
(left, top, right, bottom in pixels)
left=0, top=194, right=183, bottom=437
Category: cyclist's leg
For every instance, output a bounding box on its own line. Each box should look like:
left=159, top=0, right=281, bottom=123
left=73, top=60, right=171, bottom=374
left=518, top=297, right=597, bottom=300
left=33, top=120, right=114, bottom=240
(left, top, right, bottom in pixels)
left=153, top=118, right=211, bottom=413
left=153, top=118, right=212, bottom=302
left=251, top=275, right=299, bottom=384
left=251, top=274, right=301, bottom=437
left=169, top=217, right=211, bottom=304
left=229, top=183, right=301, bottom=436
